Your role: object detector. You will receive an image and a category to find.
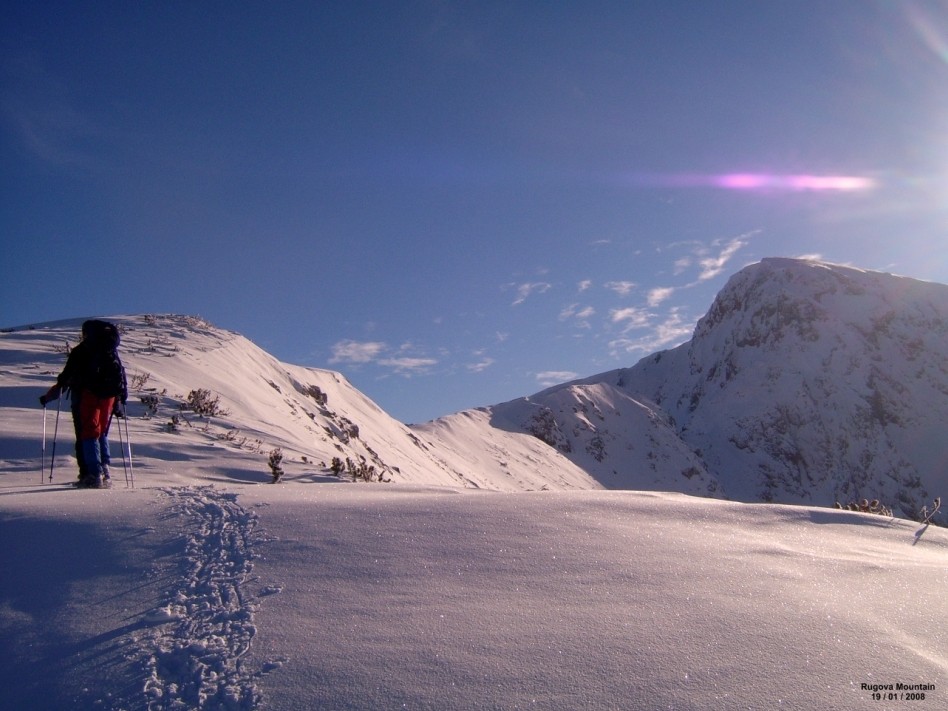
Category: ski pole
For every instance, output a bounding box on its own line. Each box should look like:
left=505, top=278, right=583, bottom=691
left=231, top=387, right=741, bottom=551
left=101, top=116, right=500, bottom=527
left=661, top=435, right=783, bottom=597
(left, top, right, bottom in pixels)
left=49, top=396, right=62, bottom=483
left=41, top=404, right=47, bottom=484
left=117, top=411, right=129, bottom=487
left=106, top=410, right=119, bottom=486
left=125, top=414, right=134, bottom=487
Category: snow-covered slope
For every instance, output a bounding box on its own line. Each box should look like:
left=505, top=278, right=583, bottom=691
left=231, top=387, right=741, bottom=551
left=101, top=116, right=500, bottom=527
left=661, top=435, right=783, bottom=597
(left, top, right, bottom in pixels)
left=421, top=259, right=948, bottom=522
left=2, top=484, right=946, bottom=710
left=636, top=258, right=947, bottom=514
left=0, top=314, right=597, bottom=492
left=416, top=382, right=718, bottom=496
left=0, top=314, right=468, bottom=488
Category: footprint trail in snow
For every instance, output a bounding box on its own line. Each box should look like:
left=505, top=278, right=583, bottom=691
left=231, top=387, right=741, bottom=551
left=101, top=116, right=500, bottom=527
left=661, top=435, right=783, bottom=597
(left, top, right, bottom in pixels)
left=140, top=486, right=281, bottom=710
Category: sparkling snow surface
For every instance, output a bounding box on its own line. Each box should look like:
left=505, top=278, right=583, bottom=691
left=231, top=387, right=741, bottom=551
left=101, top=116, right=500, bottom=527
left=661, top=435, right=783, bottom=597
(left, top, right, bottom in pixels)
left=1, top=313, right=946, bottom=709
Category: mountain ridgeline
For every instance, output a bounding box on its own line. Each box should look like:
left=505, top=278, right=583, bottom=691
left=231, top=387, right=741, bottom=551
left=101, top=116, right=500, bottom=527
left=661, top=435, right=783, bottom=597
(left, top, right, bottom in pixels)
left=4, top=258, right=945, bottom=522
left=422, top=258, right=948, bottom=520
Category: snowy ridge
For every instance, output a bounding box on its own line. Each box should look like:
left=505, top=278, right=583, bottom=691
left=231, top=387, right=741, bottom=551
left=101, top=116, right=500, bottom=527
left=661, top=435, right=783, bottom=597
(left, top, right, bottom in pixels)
left=0, top=313, right=472, bottom=488
left=0, top=313, right=605, bottom=492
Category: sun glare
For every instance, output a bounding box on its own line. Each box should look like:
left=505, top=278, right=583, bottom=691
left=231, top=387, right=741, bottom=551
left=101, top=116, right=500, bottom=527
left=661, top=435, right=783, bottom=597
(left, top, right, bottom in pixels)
left=629, top=173, right=878, bottom=192
left=714, top=174, right=877, bottom=191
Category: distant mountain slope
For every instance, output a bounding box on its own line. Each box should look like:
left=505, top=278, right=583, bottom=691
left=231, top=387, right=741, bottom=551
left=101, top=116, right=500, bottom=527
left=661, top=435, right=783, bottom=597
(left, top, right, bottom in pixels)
left=415, top=382, right=720, bottom=497
left=421, top=258, right=948, bottom=521
left=627, top=258, right=948, bottom=513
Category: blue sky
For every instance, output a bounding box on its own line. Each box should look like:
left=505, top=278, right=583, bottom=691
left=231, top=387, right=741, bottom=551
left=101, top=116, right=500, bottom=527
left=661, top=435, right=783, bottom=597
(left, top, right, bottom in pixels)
left=3, top=1, right=947, bottom=423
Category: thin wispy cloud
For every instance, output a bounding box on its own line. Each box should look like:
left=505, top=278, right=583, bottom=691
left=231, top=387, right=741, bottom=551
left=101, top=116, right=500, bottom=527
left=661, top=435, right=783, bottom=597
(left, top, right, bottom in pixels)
left=649, top=307, right=692, bottom=346
left=604, top=280, right=637, bottom=297
left=467, top=357, right=495, bottom=373
left=697, top=232, right=756, bottom=281
left=608, top=308, right=692, bottom=357
left=610, top=306, right=651, bottom=330
left=329, top=340, right=386, bottom=364
left=330, top=339, right=437, bottom=375
left=647, top=287, right=676, bottom=307
left=551, top=233, right=754, bottom=369
left=560, top=303, right=596, bottom=328
left=511, top=282, right=552, bottom=305
left=378, top=356, right=438, bottom=374
left=536, top=370, right=579, bottom=387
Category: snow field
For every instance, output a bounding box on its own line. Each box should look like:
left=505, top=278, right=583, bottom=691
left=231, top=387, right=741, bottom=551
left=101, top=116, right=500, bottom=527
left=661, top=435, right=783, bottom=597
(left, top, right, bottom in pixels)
left=237, top=486, right=947, bottom=710
left=0, top=476, right=946, bottom=709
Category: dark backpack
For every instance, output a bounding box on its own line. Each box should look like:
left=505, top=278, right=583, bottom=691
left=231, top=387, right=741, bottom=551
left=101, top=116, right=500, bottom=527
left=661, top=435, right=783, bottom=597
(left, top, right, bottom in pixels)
left=83, top=321, right=126, bottom=399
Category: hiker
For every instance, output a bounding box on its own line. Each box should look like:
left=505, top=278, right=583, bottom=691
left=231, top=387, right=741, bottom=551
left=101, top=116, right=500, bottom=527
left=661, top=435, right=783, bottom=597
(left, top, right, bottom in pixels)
left=40, top=320, right=128, bottom=488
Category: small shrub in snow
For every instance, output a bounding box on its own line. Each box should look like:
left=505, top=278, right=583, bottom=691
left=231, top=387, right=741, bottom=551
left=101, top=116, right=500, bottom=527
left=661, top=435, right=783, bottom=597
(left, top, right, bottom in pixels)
left=919, top=496, right=942, bottom=525
left=681, top=466, right=701, bottom=480
left=268, top=448, right=285, bottom=483
left=219, top=428, right=244, bottom=445
left=348, top=457, right=376, bottom=482
left=130, top=371, right=152, bottom=390
left=834, top=498, right=892, bottom=517
left=166, top=414, right=182, bottom=433
left=328, top=456, right=390, bottom=482
left=141, top=394, right=160, bottom=418
left=183, top=388, right=228, bottom=418
left=182, top=315, right=213, bottom=329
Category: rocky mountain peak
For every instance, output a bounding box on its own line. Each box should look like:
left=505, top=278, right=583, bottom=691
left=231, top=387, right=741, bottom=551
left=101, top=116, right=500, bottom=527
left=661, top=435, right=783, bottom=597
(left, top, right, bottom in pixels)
left=422, top=258, right=947, bottom=522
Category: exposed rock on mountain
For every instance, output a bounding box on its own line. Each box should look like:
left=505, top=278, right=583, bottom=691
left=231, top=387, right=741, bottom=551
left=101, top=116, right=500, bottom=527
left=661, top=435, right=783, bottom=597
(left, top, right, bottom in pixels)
left=423, top=258, right=948, bottom=521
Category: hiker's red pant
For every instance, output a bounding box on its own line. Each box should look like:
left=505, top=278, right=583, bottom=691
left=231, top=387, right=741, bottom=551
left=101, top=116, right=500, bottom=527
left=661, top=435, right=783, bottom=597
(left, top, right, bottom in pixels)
left=79, top=392, right=115, bottom=439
